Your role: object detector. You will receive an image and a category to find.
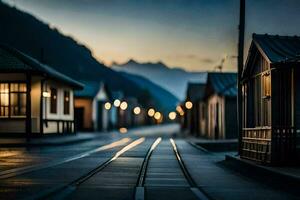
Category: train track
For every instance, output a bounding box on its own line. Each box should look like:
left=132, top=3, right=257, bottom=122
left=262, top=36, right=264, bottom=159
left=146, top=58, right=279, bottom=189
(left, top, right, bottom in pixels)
left=3, top=137, right=211, bottom=200
left=135, top=137, right=162, bottom=200
left=170, top=139, right=211, bottom=200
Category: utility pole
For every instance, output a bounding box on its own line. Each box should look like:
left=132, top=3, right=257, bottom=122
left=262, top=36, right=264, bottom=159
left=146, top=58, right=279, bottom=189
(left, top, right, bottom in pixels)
left=237, top=0, right=245, bottom=155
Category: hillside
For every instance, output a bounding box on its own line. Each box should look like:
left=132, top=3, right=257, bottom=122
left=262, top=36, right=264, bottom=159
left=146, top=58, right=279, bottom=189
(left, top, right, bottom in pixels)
left=0, top=2, right=145, bottom=100
left=120, top=72, right=179, bottom=114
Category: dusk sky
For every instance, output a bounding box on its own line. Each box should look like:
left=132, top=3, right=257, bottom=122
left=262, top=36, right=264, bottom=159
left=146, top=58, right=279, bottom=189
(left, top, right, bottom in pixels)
left=3, top=0, right=300, bottom=71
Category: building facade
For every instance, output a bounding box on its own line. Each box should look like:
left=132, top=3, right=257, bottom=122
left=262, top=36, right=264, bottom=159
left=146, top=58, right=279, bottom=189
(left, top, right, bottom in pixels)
left=204, top=72, right=237, bottom=139
left=241, top=34, right=300, bottom=164
left=74, top=81, right=111, bottom=132
left=0, top=45, right=83, bottom=136
left=184, top=82, right=206, bottom=137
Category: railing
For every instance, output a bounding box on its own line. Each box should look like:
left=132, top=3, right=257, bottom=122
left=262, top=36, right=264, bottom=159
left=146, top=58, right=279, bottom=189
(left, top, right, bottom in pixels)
left=272, top=127, right=296, bottom=163
left=241, top=127, right=272, bottom=163
left=241, top=127, right=296, bottom=164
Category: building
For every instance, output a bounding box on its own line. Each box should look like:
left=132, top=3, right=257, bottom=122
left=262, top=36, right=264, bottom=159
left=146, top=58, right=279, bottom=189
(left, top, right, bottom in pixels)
left=0, top=45, right=83, bottom=136
left=184, top=82, right=206, bottom=137
left=241, top=34, right=300, bottom=164
left=204, top=72, right=237, bottom=139
left=110, top=91, right=124, bottom=129
left=74, top=81, right=111, bottom=132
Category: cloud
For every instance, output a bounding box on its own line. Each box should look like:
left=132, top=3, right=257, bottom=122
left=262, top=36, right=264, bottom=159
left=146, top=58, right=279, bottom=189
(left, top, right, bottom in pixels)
left=167, top=54, right=215, bottom=63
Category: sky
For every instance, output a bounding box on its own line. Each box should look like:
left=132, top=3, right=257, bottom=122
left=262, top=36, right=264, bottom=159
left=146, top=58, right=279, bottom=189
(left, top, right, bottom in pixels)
left=3, top=0, right=300, bottom=71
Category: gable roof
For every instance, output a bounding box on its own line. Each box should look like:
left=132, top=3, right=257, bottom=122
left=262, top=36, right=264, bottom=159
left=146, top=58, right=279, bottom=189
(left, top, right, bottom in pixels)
left=0, top=44, right=83, bottom=89
left=243, top=34, right=300, bottom=79
left=252, top=34, right=300, bottom=64
left=186, top=82, right=206, bottom=102
left=74, top=80, right=111, bottom=99
left=206, top=72, right=237, bottom=97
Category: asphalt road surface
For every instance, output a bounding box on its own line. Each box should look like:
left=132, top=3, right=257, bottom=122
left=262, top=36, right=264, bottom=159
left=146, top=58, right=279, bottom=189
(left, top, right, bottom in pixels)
left=0, top=125, right=299, bottom=200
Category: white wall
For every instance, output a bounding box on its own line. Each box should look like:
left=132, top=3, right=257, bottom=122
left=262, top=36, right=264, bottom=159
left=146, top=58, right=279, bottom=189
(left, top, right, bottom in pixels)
left=43, top=80, right=74, bottom=134
left=92, top=83, right=109, bottom=131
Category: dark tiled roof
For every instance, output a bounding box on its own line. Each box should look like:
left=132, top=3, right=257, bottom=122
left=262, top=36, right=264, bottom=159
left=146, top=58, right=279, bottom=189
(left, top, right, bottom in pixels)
left=186, top=82, right=206, bottom=102
left=207, top=72, right=237, bottom=97
left=74, top=81, right=101, bottom=98
left=0, top=45, right=83, bottom=89
left=74, top=81, right=111, bottom=100
left=253, top=34, right=300, bottom=63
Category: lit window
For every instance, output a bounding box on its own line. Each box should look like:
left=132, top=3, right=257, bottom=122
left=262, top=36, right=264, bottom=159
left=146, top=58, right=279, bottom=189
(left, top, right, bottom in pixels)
left=263, top=73, right=271, bottom=97
left=64, top=91, right=70, bottom=115
left=50, top=88, right=57, bottom=114
left=0, top=83, right=26, bottom=117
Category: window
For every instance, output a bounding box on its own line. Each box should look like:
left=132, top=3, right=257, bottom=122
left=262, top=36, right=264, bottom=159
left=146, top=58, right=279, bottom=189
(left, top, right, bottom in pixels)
left=63, top=91, right=70, bottom=115
left=0, top=83, right=26, bottom=117
left=263, top=73, right=271, bottom=97
left=50, top=88, right=57, bottom=114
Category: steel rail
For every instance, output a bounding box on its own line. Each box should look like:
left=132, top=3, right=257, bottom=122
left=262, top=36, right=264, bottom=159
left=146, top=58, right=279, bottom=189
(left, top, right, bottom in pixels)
left=170, top=138, right=211, bottom=200
left=135, top=137, right=162, bottom=200
left=29, top=137, right=146, bottom=200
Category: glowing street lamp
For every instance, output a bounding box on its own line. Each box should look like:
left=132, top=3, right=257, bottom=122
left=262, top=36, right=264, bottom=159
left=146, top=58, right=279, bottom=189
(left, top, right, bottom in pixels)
left=148, top=108, right=155, bottom=117
left=185, top=101, right=193, bottom=110
left=120, top=101, right=128, bottom=110
left=119, top=127, right=127, bottom=134
left=154, top=112, right=162, bottom=120
left=104, top=102, right=111, bottom=110
left=113, top=99, right=121, bottom=107
left=168, top=112, right=177, bottom=120
left=133, top=106, right=141, bottom=115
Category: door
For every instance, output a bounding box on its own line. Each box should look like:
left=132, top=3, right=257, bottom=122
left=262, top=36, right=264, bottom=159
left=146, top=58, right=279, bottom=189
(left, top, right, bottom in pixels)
left=75, top=107, right=84, bottom=131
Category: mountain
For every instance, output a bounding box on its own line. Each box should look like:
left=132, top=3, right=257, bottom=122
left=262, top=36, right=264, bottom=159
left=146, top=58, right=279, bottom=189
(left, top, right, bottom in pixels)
left=112, top=60, right=207, bottom=100
left=120, top=72, right=179, bottom=114
left=0, top=2, right=149, bottom=103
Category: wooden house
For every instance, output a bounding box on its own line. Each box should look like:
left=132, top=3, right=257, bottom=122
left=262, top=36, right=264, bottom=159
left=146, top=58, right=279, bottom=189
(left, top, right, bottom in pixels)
left=0, top=45, right=83, bottom=136
left=185, top=82, right=206, bottom=137
left=241, top=34, right=300, bottom=164
left=74, top=81, right=111, bottom=132
left=204, top=72, right=237, bottom=139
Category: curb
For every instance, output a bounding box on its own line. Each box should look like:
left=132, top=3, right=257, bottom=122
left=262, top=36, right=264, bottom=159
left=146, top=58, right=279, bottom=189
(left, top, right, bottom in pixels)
left=225, top=155, right=300, bottom=187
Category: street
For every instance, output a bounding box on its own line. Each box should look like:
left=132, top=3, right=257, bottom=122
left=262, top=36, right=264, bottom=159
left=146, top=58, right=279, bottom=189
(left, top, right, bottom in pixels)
left=0, top=125, right=298, bottom=200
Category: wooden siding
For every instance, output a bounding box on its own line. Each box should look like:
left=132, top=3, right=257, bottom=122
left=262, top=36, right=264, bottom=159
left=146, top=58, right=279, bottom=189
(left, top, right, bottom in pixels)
left=225, top=97, right=238, bottom=139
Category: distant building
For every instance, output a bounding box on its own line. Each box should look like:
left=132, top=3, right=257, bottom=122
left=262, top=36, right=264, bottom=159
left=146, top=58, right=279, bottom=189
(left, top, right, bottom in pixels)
left=74, top=81, right=111, bottom=132
left=204, top=72, right=237, bottom=139
left=184, top=82, right=206, bottom=136
left=110, top=91, right=124, bottom=129
left=0, top=45, right=83, bottom=136
left=241, top=34, right=300, bottom=164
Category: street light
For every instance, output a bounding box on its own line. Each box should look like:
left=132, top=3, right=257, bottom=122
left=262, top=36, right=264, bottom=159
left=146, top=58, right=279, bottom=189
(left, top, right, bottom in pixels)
left=119, top=127, right=127, bottom=134
left=133, top=106, right=141, bottom=115
left=185, top=101, right=193, bottom=110
left=120, top=101, right=128, bottom=110
left=168, top=112, right=177, bottom=120
left=148, top=108, right=155, bottom=117
left=104, top=102, right=111, bottom=110
left=113, top=99, right=121, bottom=107
left=154, top=112, right=162, bottom=120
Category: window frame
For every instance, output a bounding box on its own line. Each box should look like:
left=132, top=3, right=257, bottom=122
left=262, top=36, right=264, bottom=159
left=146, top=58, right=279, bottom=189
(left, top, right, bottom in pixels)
left=63, top=90, right=70, bottom=115
left=50, top=87, right=57, bottom=114
left=0, top=82, right=27, bottom=118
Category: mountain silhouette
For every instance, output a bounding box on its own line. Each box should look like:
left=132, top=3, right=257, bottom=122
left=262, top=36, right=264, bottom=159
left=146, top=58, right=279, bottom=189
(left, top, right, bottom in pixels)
left=120, top=72, right=179, bottom=114
left=0, top=2, right=149, bottom=103
left=112, top=60, right=207, bottom=100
